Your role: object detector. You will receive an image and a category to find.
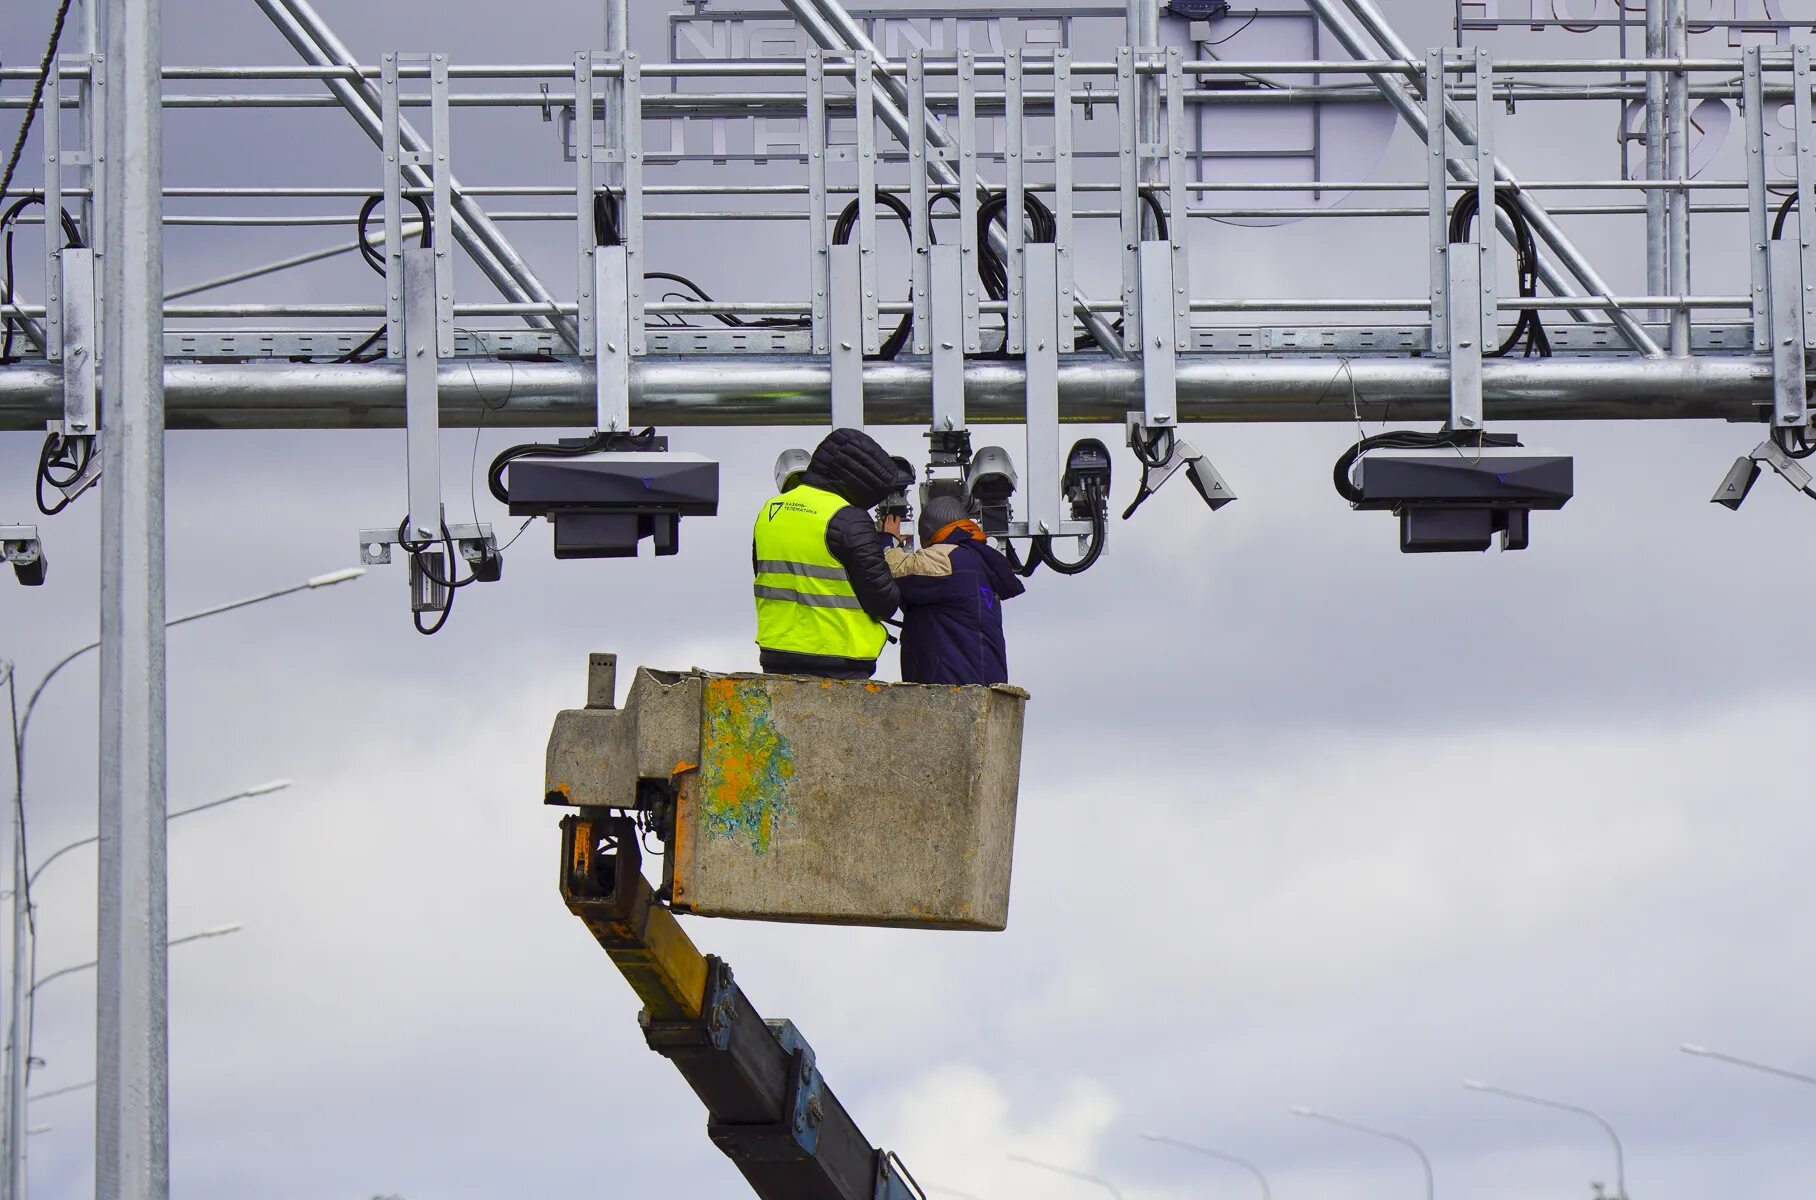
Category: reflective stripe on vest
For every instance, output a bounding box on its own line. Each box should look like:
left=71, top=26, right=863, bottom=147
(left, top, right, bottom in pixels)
left=752, top=484, right=887, bottom=660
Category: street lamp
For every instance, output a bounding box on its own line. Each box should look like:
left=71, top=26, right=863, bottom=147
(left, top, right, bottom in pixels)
left=1008, top=1154, right=1125, bottom=1199
left=1140, top=1130, right=1271, bottom=1200
left=1290, top=1107, right=1434, bottom=1200
left=27, top=779, right=294, bottom=891
left=29, top=925, right=244, bottom=998
left=23, top=1083, right=88, bottom=1105
left=1679, top=1044, right=1816, bottom=1087
left=5, top=566, right=358, bottom=1200
left=1461, top=1080, right=1624, bottom=1199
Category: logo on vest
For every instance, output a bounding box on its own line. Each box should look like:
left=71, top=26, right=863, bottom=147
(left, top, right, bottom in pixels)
left=767, top=501, right=784, bottom=521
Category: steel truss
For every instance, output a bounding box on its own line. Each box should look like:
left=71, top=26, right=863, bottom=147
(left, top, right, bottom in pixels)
left=2, top=1, right=1813, bottom=1197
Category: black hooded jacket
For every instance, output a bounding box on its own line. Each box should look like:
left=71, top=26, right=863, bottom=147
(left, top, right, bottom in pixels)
left=755, top=428, right=901, bottom=677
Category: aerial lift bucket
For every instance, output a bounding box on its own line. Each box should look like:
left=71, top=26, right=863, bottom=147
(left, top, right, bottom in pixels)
left=546, top=654, right=1027, bottom=930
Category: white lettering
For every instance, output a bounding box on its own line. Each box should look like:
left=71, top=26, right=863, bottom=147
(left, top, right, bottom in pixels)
left=1020, top=18, right=1066, bottom=49
left=674, top=19, right=731, bottom=62
left=746, top=21, right=808, bottom=61
left=882, top=18, right=952, bottom=59
left=755, top=117, right=806, bottom=163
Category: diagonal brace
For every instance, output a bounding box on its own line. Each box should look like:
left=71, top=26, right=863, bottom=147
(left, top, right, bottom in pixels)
left=777, top=0, right=1128, bottom=358
left=1304, top=0, right=1661, bottom=357
left=254, top=0, right=581, bottom=351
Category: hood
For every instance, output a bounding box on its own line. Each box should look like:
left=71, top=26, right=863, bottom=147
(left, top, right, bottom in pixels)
left=801, top=428, right=899, bottom=508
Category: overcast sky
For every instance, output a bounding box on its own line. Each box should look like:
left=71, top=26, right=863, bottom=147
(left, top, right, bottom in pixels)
left=4, top=2, right=1816, bottom=1199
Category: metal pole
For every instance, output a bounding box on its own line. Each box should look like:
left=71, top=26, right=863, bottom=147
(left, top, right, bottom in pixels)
left=1140, top=1131, right=1271, bottom=1200
left=603, top=0, right=628, bottom=190
left=1304, top=0, right=1665, bottom=356
left=3, top=730, right=23, bottom=1200
left=0, top=353, right=1777, bottom=428
left=96, top=4, right=170, bottom=1200
left=1645, top=0, right=1668, bottom=311
left=1290, top=1108, right=1433, bottom=1200
left=251, top=0, right=580, bottom=350
left=775, top=0, right=1126, bottom=357
left=162, top=225, right=420, bottom=301
left=1666, top=0, right=1692, bottom=354
left=1128, top=0, right=1160, bottom=239
left=1681, top=1043, right=1816, bottom=1086
left=1009, top=1154, right=1125, bottom=1200
left=1462, top=1081, right=1625, bottom=1199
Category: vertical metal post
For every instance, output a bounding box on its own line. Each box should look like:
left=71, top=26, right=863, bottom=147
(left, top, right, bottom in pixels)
left=575, top=53, right=597, bottom=357
left=1426, top=50, right=1450, bottom=355
left=1052, top=50, right=1075, bottom=312
left=403, top=247, right=442, bottom=544
left=1768, top=238, right=1807, bottom=426
left=4, top=773, right=21, bottom=1200
left=1164, top=47, right=1190, bottom=349
left=806, top=51, right=829, bottom=355
left=956, top=52, right=981, bottom=354
left=1024, top=242, right=1061, bottom=535
left=1473, top=49, right=1496, bottom=354
left=1004, top=51, right=1026, bottom=356
left=1744, top=47, right=1769, bottom=353
left=907, top=52, right=930, bottom=355
left=43, top=60, right=64, bottom=361
left=1795, top=45, right=1816, bottom=352
left=854, top=50, right=879, bottom=355
left=1127, top=0, right=1160, bottom=238
left=1645, top=0, right=1667, bottom=310
left=603, top=0, right=628, bottom=192
left=1666, top=0, right=1691, bottom=355
left=96, top=5, right=170, bottom=1200
left=380, top=55, right=405, bottom=358
left=1139, top=241, right=1176, bottom=428
left=1117, top=47, right=1141, bottom=344
left=621, top=54, right=645, bottom=355
left=930, top=244, right=964, bottom=430
left=829, top=245, right=864, bottom=427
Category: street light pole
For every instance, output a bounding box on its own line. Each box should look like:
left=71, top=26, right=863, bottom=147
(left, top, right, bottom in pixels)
left=27, top=781, right=294, bottom=892
left=1008, top=1154, right=1125, bottom=1199
left=1140, top=1130, right=1272, bottom=1200
left=31, top=927, right=244, bottom=1000
left=1290, top=1107, right=1434, bottom=1200
left=1462, top=1079, right=1624, bottom=1199
left=1680, top=1044, right=1816, bottom=1087
left=6, top=568, right=355, bottom=1200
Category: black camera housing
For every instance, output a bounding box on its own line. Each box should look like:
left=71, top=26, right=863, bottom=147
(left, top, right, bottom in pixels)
left=506, top=454, right=719, bottom=559
left=1354, top=453, right=1573, bottom=553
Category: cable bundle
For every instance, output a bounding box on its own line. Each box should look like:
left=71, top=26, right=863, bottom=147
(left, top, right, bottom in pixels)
left=1447, top=186, right=1551, bottom=359
left=1332, top=428, right=1520, bottom=506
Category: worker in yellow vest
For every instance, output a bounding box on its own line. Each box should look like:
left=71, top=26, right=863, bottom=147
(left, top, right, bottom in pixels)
left=753, top=428, right=902, bottom=679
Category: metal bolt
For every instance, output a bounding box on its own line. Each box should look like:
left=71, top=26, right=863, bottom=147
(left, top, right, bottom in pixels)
left=839, top=341, right=852, bottom=350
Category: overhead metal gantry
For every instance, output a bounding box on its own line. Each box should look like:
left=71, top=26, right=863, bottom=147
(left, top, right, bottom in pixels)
left=4, top=0, right=1814, bottom=1197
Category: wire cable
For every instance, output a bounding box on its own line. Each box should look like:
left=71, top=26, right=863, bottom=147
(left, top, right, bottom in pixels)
left=832, top=189, right=922, bottom=360
left=0, top=0, right=77, bottom=216
left=1332, top=428, right=1520, bottom=506
left=1447, top=185, right=1551, bottom=358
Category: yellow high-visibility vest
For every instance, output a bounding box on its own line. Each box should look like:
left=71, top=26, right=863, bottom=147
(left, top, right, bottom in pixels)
left=753, top=484, right=886, bottom=661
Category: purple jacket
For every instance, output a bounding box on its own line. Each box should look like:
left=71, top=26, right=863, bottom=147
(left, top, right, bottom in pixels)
left=896, top=530, right=1026, bottom=686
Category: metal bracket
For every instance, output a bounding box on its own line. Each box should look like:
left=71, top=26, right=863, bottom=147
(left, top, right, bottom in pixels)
left=358, top=522, right=498, bottom=613
left=830, top=242, right=864, bottom=428
left=382, top=53, right=454, bottom=360
left=1448, top=251, right=1485, bottom=432
left=402, top=246, right=443, bottom=542
left=1024, top=243, right=1062, bottom=536
left=596, top=244, right=633, bottom=433
left=60, top=248, right=97, bottom=436
left=1138, top=241, right=1177, bottom=429
left=930, top=243, right=965, bottom=433
left=1767, top=238, right=1809, bottom=427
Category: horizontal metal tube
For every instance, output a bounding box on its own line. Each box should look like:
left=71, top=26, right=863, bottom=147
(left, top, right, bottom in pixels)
left=0, top=355, right=1771, bottom=431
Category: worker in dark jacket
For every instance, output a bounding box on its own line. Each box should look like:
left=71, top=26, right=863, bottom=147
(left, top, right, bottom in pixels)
left=753, top=428, right=901, bottom=679
left=888, top=495, right=1025, bottom=686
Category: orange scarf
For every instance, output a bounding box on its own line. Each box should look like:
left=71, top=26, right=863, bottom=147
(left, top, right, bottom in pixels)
left=931, top=519, right=986, bottom=544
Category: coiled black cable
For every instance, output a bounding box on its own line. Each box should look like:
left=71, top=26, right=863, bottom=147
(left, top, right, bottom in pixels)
left=1447, top=186, right=1551, bottom=359
left=486, top=426, right=662, bottom=507
left=1, top=194, right=84, bottom=365
left=1332, top=429, right=1520, bottom=506
left=832, top=189, right=921, bottom=360
left=339, top=193, right=435, bottom=363
left=34, top=430, right=92, bottom=517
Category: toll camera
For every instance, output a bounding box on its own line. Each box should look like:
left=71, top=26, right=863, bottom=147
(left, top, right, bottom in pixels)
left=1, top=526, right=45, bottom=587
left=505, top=452, right=720, bottom=559
left=964, top=445, right=1019, bottom=536
left=1711, top=439, right=1815, bottom=510
left=1352, top=452, right=1573, bottom=553
left=1062, top=438, right=1113, bottom=523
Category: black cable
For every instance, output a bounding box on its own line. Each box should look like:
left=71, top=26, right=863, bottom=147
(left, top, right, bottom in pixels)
left=1074, top=189, right=1170, bottom=350
left=34, top=430, right=90, bottom=516
left=1121, top=425, right=1176, bottom=520
left=2, top=196, right=85, bottom=365
left=0, top=0, right=77, bottom=215
left=1332, top=428, right=1520, bottom=506
left=832, top=189, right=922, bottom=360
left=1773, top=424, right=1816, bottom=460
left=1447, top=185, right=1551, bottom=359
left=1202, top=11, right=1260, bottom=45
left=975, top=190, right=1057, bottom=306
left=332, top=326, right=387, bottom=364
left=356, top=192, right=433, bottom=276
left=487, top=426, right=662, bottom=507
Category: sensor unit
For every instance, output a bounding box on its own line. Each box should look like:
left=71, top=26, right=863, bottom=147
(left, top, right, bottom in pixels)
left=1353, top=453, right=1574, bottom=553
left=505, top=453, right=720, bottom=559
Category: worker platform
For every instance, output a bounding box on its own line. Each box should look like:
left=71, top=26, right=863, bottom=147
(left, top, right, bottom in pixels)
left=546, top=654, right=1028, bottom=930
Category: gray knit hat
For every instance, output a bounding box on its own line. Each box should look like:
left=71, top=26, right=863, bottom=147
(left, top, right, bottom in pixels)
left=919, top=494, right=972, bottom=544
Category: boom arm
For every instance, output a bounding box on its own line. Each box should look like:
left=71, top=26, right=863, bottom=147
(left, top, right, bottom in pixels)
left=558, top=813, right=926, bottom=1200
